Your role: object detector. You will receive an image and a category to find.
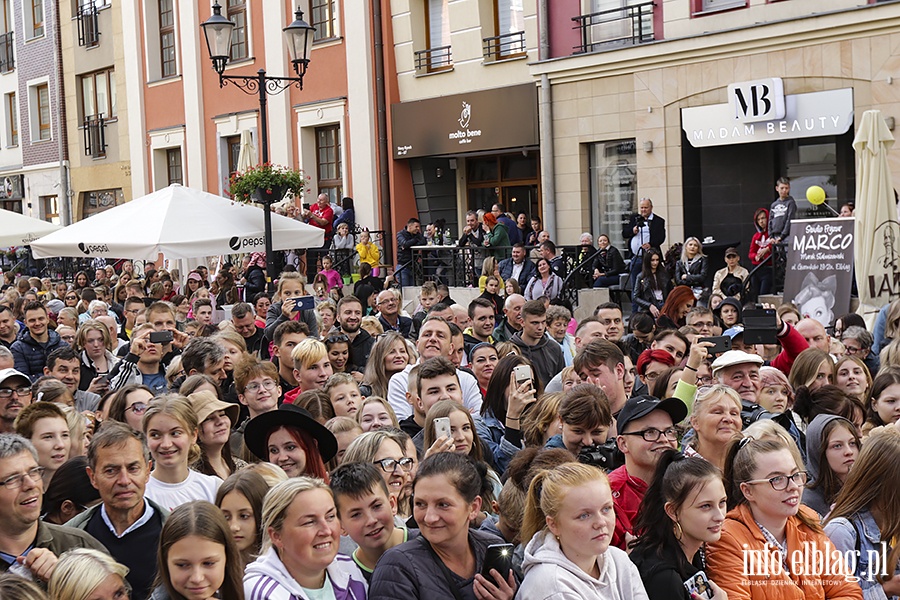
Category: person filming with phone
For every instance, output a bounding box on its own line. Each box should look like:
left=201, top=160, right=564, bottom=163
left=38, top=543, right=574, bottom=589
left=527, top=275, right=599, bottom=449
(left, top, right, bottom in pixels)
left=107, top=323, right=169, bottom=394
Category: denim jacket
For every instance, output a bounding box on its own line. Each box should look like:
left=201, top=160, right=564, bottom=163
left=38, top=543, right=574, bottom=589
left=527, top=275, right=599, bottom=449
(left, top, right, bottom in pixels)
left=474, top=411, right=522, bottom=475
left=825, top=509, right=898, bottom=600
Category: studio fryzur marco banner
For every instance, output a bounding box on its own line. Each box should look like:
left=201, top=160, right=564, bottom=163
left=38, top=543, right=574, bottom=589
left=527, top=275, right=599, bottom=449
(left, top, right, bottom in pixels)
left=783, top=217, right=855, bottom=329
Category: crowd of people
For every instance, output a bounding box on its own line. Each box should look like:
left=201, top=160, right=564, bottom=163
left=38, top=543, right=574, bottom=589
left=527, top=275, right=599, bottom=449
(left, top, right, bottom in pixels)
left=0, top=176, right=892, bottom=600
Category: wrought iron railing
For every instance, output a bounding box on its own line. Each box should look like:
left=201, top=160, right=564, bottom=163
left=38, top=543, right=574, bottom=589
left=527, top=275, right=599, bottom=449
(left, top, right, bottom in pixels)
left=414, top=45, right=452, bottom=74
left=0, top=32, right=14, bottom=73
left=572, top=2, right=655, bottom=54
left=83, top=115, right=107, bottom=158
left=482, top=30, right=525, bottom=62
left=77, top=3, right=100, bottom=48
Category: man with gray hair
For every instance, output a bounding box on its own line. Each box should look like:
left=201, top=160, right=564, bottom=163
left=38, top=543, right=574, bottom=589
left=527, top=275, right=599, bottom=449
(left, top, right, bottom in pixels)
left=231, top=302, right=265, bottom=357
left=181, top=337, right=228, bottom=385
left=67, top=422, right=168, bottom=600
left=492, top=293, right=525, bottom=343
left=0, top=434, right=105, bottom=583
left=841, top=326, right=879, bottom=375
left=0, top=347, right=13, bottom=370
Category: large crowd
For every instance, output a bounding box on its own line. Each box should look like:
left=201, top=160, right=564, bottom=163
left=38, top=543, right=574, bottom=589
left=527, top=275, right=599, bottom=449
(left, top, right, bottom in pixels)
left=0, top=178, right=893, bottom=600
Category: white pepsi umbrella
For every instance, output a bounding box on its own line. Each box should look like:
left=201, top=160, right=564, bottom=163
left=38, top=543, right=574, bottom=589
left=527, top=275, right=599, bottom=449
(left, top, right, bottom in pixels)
left=30, top=184, right=323, bottom=260
left=0, top=208, right=61, bottom=247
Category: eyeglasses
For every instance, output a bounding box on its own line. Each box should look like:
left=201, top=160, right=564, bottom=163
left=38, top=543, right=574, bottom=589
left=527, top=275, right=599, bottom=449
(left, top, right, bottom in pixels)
left=373, top=457, right=414, bottom=472
left=621, top=427, right=678, bottom=443
left=377, top=298, right=397, bottom=306
left=125, top=402, right=148, bottom=415
left=0, top=387, right=33, bottom=399
left=643, top=371, right=664, bottom=381
left=0, top=466, right=45, bottom=490
left=65, top=295, right=78, bottom=300
left=745, top=471, right=808, bottom=491
left=843, top=345, right=863, bottom=355
left=244, top=380, right=278, bottom=393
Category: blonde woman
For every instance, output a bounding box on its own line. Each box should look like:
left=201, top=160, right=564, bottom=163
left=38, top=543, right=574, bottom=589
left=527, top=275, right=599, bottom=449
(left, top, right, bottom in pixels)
left=49, top=549, right=130, bottom=600
left=685, top=385, right=742, bottom=471
left=519, top=462, right=646, bottom=599
left=479, top=256, right=505, bottom=294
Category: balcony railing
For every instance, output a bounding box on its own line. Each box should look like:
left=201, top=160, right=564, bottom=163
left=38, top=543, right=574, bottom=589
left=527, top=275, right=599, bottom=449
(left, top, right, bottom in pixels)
left=572, top=2, right=655, bottom=54
left=83, top=115, right=107, bottom=158
left=414, top=45, right=452, bottom=74
left=0, top=32, right=14, bottom=73
left=483, top=30, right=526, bottom=62
left=77, top=3, right=100, bottom=48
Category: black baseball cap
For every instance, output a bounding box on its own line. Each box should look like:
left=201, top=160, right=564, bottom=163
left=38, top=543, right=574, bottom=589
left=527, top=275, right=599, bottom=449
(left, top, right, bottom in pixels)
left=616, top=394, right=688, bottom=434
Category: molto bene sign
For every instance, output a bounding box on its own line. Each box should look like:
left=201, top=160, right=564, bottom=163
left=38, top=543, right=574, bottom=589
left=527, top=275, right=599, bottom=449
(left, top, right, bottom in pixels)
left=391, top=84, right=539, bottom=159
left=682, top=86, right=853, bottom=148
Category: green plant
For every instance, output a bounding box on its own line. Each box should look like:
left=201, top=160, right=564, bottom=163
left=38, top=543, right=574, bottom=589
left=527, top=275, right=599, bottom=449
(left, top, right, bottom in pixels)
left=227, top=162, right=311, bottom=204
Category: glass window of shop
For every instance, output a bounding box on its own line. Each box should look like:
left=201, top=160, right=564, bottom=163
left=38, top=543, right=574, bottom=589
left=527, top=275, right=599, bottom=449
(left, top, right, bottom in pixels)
left=588, top=139, right=636, bottom=254
left=466, top=152, right=540, bottom=225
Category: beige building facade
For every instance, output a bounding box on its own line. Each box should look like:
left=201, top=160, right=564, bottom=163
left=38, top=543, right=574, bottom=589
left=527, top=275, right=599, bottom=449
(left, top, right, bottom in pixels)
left=535, top=0, right=900, bottom=249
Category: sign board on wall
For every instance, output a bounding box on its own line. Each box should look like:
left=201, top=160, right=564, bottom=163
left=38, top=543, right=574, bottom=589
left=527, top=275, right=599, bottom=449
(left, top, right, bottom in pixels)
left=728, top=78, right=785, bottom=123
left=391, top=84, right=539, bottom=159
left=682, top=88, right=853, bottom=147
left=782, top=217, right=855, bottom=329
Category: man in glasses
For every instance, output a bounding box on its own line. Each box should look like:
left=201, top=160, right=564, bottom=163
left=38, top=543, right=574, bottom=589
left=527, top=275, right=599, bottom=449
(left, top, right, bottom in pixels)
left=0, top=433, right=106, bottom=583
left=0, top=369, right=32, bottom=434
left=67, top=422, right=166, bottom=600
left=0, top=305, right=19, bottom=350
left=609, top=394, right=687, bottom=550
left=375, top=290, right=411, bottom=338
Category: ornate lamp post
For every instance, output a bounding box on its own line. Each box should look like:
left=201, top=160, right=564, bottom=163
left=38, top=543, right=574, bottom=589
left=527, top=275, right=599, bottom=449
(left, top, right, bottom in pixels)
left=201, top=3, right=315, bottom=293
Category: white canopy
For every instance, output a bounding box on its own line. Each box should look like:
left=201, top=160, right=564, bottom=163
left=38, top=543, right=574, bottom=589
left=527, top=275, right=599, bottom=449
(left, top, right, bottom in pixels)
left=0, top=208, right=61, bottom=248
left=30, top=184, right=324, bottom=260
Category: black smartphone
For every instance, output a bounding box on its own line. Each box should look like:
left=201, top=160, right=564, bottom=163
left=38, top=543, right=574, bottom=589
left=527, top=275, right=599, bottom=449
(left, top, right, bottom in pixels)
left=149, top=330, right=174, bottom=344
left=302, top=203, right=311, bottom=210
left=683, top=570, right=714, bottom=600
left=480, top=543, right=514, bottom=581
left=698, top=335, right=731, bottom=356
left=291, top=296, right=316, bottom=311
left=743, top=308, right=778, bottom=345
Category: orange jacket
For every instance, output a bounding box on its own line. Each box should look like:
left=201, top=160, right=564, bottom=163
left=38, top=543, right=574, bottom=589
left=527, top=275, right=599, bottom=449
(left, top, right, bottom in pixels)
left=706, top=503, right=862, bottom=600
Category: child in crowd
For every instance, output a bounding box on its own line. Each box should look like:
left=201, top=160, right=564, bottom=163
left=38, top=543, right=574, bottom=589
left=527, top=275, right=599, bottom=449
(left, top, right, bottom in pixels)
left=320, top=255, right=343, bottom=292
left=325, top=372, right=362, bottom=418
left=330, top=461, right=419, bottom=581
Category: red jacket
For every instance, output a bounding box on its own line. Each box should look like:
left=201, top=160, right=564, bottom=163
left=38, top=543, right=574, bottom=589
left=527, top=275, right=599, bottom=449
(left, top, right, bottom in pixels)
left=749, top=207, right=774, bottom=266
left=769, top=322, right=808, bottom=375
left=607, top=464, right=647, bottom=550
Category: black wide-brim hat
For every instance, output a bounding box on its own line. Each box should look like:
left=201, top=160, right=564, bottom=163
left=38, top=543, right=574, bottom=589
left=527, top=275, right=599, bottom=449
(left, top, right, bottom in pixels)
left=243, top=404, right=338, bottom=464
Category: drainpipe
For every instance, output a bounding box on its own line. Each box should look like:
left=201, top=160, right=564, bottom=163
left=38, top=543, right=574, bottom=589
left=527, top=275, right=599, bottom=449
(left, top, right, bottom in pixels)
left=538, top=0, right=556, bottom=241
left=373, top=0, right=393, bottom=260
left=53, top=0, right=70, bottom=225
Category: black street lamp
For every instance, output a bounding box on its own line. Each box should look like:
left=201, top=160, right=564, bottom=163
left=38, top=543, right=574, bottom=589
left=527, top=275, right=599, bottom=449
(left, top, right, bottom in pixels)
left=201, top=2, right=315, bottom=294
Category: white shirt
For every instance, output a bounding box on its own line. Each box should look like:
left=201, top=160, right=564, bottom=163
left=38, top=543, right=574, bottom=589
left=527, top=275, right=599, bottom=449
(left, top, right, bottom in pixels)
left=145, top=469, right=222, bottom=511
left=387, top=362, right=483, bottom=419
left=630, top=214, right=654, bottom=256
left=511, top=261, right=524, bottom=282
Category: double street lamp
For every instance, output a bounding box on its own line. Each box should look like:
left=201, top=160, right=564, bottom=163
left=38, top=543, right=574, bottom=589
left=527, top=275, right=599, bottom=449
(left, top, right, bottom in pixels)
left=201, top=3, right=315, bottom=293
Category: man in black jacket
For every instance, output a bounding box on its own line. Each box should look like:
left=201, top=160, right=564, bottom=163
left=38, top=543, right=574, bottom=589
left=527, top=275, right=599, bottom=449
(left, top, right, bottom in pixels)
left=623, top=197, right=666, bottom=289
left=499, top=244, right=537, bottom=290
left=395, top=218, right=426, bottom=288
left=335, top=296, right=374, bottom=368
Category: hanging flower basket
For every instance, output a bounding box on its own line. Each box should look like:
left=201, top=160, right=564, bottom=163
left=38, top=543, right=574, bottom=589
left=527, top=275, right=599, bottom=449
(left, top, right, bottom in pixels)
left=227, top=163, right=311, bottom=206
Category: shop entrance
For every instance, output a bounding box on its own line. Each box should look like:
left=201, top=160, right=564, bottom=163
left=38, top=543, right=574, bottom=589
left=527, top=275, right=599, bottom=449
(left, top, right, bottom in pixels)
left=466, top=151, right=541, bottom=222
left=682, top=130, right=855, bottom=249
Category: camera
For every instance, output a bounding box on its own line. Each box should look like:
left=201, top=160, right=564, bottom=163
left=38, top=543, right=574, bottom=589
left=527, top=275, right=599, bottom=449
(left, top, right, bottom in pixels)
left=740, top=400, right=774, bottom=429
left=635, top=216, right=646, bottom=227
left=577, top=441, right=624, bottom=472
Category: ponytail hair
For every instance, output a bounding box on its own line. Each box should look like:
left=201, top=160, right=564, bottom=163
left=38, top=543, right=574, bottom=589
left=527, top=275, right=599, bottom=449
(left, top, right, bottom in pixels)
left=521, top=462, right=607, bottom=543
left=631, top=450, right=723, bottom=564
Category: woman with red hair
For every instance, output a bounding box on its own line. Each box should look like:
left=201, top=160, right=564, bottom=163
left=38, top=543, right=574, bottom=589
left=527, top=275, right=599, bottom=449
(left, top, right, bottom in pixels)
left=636, top=348, right=676, bottom=391
left=482, top=211, right=510, bottom=259
left=656, top=285, right=696, bottom=330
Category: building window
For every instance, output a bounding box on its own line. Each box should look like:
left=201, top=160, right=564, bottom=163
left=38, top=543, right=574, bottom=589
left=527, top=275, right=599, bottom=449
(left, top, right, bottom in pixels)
left=0, top=0, right=11, bottom=34
left=225, top=135, right=241, bottom=177
left=82, top=189, right=119, bottom=218
left=485, top=0, right=525, bottom=60
left=227, top=0, right=247, bottom=60
left=80, top=69, right=116, bottom=120
left=311, top=0, right=336, bottom=41
left=418, top=0, right=451, bottom=72
left=588, top=140, right=636, bottom=254
left=5, top=92, right=16, bottom=146
left=30, top=0, right=43, bottom=38
left=315, top=125, right=341, bottom=204
left=166, top=148, right=182, bottom=185
left=36, top=84, right=50, bottom=141
left=42, top=195, right=58, bottom=224
left=695, top=0, right=747, bottom=13
left=159, top=0, right=176, bottom=78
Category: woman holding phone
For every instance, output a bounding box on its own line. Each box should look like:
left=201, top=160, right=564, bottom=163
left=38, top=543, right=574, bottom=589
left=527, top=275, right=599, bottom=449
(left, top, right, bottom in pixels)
left=369, top=453, right=517, bottom=600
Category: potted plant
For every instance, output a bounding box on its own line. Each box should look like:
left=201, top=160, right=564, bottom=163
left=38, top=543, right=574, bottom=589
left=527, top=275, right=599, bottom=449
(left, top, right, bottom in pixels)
left=227, top=162, right=311, bottom=206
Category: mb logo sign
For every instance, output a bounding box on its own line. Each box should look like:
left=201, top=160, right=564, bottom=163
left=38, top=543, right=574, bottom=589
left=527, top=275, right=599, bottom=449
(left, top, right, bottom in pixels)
left=728, top=78, right=786, bottom=123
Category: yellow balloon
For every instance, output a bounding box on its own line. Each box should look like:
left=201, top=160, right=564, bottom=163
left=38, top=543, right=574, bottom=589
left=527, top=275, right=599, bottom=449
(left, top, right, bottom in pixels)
left=806, top=185, right=826, bottom=205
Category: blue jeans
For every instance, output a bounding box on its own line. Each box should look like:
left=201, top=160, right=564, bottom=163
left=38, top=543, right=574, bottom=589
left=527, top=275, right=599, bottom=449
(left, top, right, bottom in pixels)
left=397, top=263, right=415, bottom=288
left=593, top=274, right=620, bottom=288
left=629, top=254, right=643, bottom=290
